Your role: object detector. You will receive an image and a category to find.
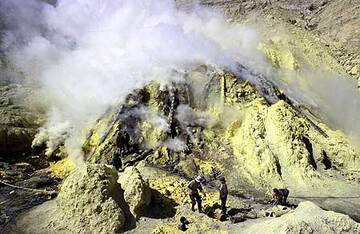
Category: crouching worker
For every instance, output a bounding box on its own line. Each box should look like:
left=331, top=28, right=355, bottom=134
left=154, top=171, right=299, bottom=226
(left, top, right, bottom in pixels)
left=272, top=188, right=289, bottom=206
left=188, top=176, right=206, bottom=213
left=219, top=177, right=228, bottom=214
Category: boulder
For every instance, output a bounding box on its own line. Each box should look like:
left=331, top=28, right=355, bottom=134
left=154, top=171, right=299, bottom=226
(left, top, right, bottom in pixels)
left=118, top=166, right=151, bottom=219
left=49, top=164, right=126, bottom=233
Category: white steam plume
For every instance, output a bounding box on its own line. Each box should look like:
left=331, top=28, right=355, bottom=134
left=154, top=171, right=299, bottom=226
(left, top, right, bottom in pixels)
left=274, top=68, right=360, bottom=143
left=163, top=138, right=188, bottom=152
left=2, top=0, right=359, bottom=162
left=1, top=0, right=264, bottom=162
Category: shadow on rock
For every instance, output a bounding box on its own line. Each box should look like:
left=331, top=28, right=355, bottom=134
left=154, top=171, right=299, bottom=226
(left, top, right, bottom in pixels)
left=113, top=186, right=137, bottom=232
left=142, top=188, right=178, bottom=219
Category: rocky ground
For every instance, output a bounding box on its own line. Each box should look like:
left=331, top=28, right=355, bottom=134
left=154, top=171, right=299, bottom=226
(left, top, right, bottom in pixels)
left=0, top=83, right=51, bottom=232
left=1, top=0, right=360, bottom=233
left=8, top=163, right=360, bottom=233
left=0, top=154, right=58, bottom=233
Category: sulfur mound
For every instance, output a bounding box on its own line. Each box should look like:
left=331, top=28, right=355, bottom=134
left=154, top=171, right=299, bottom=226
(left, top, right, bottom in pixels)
left=118, top=166, right=151, bottom=219
left=242, top=201, right=360, bottom=234
left=49, top=164, right=126, bottom=233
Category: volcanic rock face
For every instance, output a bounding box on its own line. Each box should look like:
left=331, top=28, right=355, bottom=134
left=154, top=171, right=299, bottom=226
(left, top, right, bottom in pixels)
left=196, top=0, right=360, bottom=82
left=49, top=164, right=126, bottom=233
left=0, top=85, right=41, bottom=158
left=85, top=67, right=359, bottom=182
left=230, top=99, right=360, bottom=188
left=81, top=65, right=360, bottom=223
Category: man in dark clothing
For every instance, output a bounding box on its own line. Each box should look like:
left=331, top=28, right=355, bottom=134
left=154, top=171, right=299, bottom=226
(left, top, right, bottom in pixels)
left=219, top=177, right=228, bottom=214
left=111, top=149, right=122, bottom=170
left=188, top=176, right=206, bottom=213
left=272, top=188, right=289, bottom=205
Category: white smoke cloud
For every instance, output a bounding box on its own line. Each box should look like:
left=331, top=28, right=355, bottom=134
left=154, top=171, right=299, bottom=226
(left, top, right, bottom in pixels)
left=176, top=104, right=215, bottom=128
left=133, top=106, right=170, bottom=133
left=3, top=0, right=359, bottom=161
left=274, top=68, right=360, bottom=143
left=163, top=137, right=188, bottom=152
left=1, top=0, right=263, bottom=162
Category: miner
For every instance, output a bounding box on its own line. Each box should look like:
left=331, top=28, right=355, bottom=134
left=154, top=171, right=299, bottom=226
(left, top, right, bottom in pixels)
left=272, top=188, right=289, bottom=206
left=110, top=149, right=122, bottom=170
left=188, top=175, right=206, bottom=213
left=219, top=177, right=228, bottom=214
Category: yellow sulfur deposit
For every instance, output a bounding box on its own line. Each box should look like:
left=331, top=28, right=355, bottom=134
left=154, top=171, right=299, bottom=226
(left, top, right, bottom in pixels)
left=259, top=17, right=347, bottom=75
left=261, top=37, right=300, bottom=71
left=141, top=121, right=166, bottom=148
left=148, top=171, right=189, bottom=206
left=83, top=113, right=114, bottom=153
left=49, top=158, right=76, bottom=179
left=193, top=158, right=225, bottom=177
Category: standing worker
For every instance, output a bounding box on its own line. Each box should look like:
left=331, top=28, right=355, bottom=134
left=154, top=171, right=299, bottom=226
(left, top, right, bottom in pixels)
left=219, top=177, right=228, bottom=214
left=111, top=149, right=122, bottom=171
left=188, top=176, right=206, bottom=213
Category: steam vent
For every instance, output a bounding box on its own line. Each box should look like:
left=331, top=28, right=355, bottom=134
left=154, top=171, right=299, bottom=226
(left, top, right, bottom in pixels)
left=1, top=0, right=360, bottom=233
